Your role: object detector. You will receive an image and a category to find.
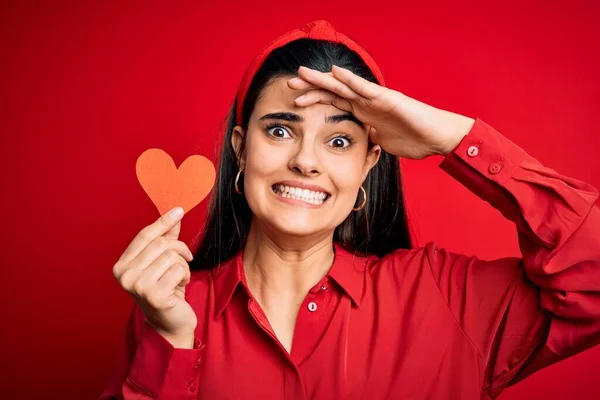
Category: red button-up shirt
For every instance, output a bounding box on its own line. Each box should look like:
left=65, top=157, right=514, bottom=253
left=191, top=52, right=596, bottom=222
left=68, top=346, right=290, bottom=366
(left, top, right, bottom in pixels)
left=100, top=119, right=600, bottom=399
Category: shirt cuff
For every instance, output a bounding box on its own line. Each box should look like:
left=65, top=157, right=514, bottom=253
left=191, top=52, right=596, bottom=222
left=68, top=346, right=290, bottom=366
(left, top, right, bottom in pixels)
left=128, top=321, right=205, bottom=398
left=439, top=118, right=527, bottom=186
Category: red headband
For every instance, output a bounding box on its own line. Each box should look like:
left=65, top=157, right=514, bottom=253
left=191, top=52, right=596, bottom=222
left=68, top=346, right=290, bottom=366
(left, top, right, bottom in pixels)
left=235, top=20, right=386, bottom=126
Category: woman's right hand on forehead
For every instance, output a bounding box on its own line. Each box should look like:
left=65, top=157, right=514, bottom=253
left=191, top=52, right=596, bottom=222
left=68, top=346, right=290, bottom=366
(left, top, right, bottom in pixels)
left=289, top=66, right=474, bottom=160
left=112, top=207, right=197, bottom=347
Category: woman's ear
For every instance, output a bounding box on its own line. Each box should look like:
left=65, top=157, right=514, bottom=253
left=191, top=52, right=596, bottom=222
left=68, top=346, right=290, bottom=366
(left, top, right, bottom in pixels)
left=361, top=144, right=381, bottom=182
left=231, top=125, right=246, bottom=169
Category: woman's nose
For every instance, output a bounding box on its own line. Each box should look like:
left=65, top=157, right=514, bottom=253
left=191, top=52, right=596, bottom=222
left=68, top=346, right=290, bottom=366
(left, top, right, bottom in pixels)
left=289, top=139, right=321, bottom=177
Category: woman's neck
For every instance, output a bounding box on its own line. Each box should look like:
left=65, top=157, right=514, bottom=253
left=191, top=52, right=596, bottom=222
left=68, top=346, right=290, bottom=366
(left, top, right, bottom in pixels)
left=242, top=220, right=335, bottom=304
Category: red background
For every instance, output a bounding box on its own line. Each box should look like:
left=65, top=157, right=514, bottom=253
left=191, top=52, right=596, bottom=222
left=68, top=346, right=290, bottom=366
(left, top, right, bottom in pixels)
left=2, top=1, right=599, bottom=398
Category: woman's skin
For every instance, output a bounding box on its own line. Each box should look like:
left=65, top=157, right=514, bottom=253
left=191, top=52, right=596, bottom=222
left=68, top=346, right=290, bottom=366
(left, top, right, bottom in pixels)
left=113, top=65, right=476, bottom=351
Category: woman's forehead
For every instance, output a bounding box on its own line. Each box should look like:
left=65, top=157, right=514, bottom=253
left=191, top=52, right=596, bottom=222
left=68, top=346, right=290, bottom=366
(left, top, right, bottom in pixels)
left=256, top=77, right=306, bottom=108
left=254, top=77, right=340, bottom=119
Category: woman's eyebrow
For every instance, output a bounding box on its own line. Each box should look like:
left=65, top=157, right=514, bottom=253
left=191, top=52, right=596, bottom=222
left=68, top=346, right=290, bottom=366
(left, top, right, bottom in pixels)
left=259, top=112, right=364, bottom=128
left=259, top=112, right=302, bottom=122
left=326, top=113, right=364, bottom=128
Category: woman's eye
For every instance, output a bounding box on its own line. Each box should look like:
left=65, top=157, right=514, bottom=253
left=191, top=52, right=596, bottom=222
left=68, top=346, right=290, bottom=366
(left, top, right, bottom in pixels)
left=267, top=126, right=291, bottom=139
left=327, top=136, right=352, bottom=149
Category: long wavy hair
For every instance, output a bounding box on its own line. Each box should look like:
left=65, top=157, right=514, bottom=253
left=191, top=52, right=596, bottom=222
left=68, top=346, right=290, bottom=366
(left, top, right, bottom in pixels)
left=189, top=39, right=412, bottom=271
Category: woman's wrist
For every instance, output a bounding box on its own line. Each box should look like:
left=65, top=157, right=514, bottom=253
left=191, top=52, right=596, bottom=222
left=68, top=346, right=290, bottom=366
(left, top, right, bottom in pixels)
left=149, top=324, right=196, bottom=349
left=434, top=114, right=475, bottom=156
left=159, top=330, right=195, bottom=349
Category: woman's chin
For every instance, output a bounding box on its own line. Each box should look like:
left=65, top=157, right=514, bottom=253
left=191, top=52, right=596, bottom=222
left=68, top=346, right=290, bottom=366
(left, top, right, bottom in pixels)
left=268, top=217, right=329, bottom=237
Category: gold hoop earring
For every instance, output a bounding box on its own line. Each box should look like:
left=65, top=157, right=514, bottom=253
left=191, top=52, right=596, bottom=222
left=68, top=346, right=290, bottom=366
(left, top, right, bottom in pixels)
left=352, top=186, right=367, bottom=211
left=234, top=168, right=244, bottom=194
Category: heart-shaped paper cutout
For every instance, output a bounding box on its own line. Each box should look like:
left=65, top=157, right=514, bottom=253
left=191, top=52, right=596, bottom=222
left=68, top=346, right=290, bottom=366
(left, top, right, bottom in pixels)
left=136, top=149, right=216, bottom=215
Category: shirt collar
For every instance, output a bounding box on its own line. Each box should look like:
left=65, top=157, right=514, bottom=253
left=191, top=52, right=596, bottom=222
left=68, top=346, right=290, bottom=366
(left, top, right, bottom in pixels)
left=212, top=242, right=369, bottom=318
left=327, top=242, right=368, bottom=306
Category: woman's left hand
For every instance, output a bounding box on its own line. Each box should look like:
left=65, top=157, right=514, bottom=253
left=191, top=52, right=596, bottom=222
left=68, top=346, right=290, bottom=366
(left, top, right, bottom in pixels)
left=288, top=65, right=475, bottom=160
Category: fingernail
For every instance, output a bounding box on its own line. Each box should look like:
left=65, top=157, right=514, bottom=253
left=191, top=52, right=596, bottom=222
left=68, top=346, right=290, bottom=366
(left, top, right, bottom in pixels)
left=289, top=77, right=301, bottom=84
left=170, top=207, right=184, bottom=219
left=295, top=94, right=306, bottom=102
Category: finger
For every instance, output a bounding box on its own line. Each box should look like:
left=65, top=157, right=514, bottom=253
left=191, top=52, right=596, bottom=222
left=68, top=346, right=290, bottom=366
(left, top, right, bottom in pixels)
left=295, top=89, right=354, bottom=113
left=157, top=263, right=190, bottom=294
left=331, top=65, right=381, bottom=99
left=164, top=221, right=181, bottom=240
left=287, top=77, right=317, bottom=90
left=125, top=249, right=178, bottom=295
left=287, top=73, right=332, bottom=91
left=136, top=236, right=193, bottom=267
left=120, top=207, right=184, bottom=263
left=138, top=251, right=190, bottom=291
left=297, top=66, right=361, bottom=101
left=114, top=237, right=193, bottom=280
left=142, top=263, right=189, bottom=310
left=127, top=251, right=189, bottom=300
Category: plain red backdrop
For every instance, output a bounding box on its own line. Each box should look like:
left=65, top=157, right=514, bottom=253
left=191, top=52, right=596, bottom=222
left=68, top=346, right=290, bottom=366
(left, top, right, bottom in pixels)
left=2, top=1, right=599, bottom=399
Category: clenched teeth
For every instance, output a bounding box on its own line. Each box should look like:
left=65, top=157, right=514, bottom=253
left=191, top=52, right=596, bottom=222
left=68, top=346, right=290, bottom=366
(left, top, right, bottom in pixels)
left=272, top=184, right=329, bottom=205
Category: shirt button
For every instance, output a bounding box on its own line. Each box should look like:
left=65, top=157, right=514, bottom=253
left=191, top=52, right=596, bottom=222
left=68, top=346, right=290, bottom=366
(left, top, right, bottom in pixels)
left=320, top=285, right=327, bottom=291
left=467, top=145, right=479, bottom=157
left=488, top=162, right=503, bottom=174
left=308, top=302, right=318, bottom=312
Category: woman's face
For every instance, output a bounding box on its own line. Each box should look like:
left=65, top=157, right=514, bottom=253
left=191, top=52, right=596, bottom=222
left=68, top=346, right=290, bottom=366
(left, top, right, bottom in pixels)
left=232, top=76, right=381, bottom=238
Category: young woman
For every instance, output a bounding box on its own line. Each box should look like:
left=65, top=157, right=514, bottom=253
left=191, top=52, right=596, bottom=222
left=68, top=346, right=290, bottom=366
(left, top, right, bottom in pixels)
left=101, top=20, right=600, bottom=399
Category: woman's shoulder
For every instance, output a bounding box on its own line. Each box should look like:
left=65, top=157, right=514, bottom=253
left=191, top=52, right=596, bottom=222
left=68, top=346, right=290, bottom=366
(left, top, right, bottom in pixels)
left=367, top=241, right=466, bottom=284
left=368, top=241, right=523, bottom=294
left=331, top=242, right=435, bottom=292
left=369, top=241, right=483, bottom=268
left=368, top=241, right=436, bottom=268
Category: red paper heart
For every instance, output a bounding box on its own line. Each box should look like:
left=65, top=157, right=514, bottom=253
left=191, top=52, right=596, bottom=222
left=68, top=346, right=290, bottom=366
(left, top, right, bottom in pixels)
left=136, top=149, right=216, bottom=215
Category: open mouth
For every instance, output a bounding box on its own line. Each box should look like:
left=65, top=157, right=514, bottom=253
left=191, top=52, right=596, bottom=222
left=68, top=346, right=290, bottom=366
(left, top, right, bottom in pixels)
left=271, top=184, right=330, bottom=205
